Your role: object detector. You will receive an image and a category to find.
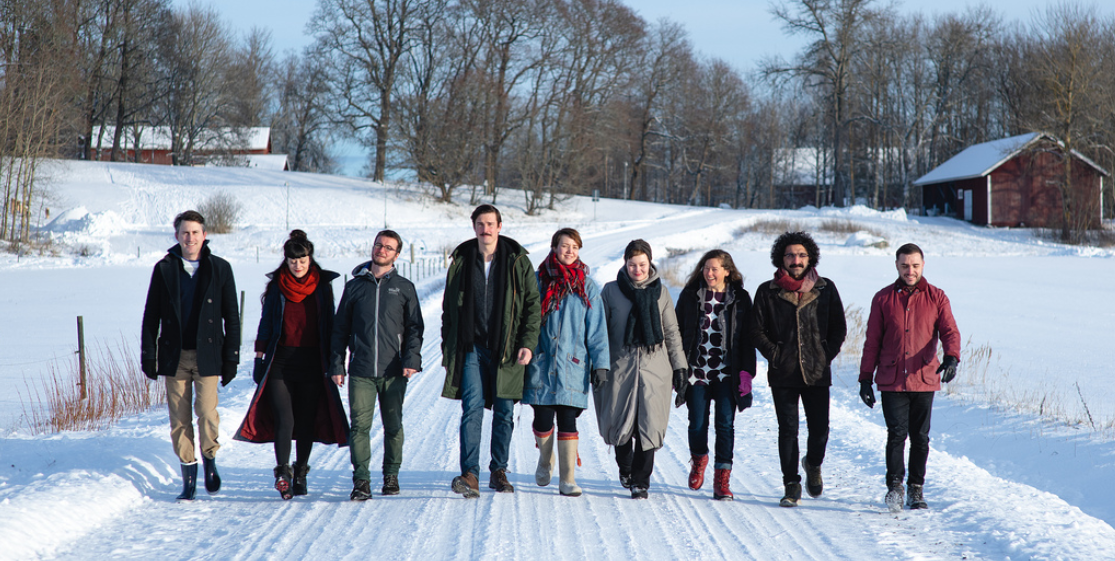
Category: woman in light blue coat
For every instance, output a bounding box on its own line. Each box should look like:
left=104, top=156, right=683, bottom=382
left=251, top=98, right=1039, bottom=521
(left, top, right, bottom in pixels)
left=524, top=228, right=609, bottom=496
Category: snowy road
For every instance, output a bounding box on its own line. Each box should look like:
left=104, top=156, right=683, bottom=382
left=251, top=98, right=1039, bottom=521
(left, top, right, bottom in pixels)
left=6, top=207, right=1114, bottom=561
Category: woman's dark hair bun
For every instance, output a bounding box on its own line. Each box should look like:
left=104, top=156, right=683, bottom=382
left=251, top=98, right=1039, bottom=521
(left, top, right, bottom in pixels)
left=289, top=229, right=308, bottom=241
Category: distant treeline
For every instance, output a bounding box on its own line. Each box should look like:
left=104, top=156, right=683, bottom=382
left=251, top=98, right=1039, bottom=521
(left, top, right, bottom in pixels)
left=3, top=0, right=1115, bottom=236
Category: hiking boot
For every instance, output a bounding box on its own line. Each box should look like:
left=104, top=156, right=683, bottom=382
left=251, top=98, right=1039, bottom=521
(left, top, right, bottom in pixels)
left=382, top=474, right=400, bottom=496
left=780, top=482, right=802, bottom=507
left=451, top=473, right=480, bottom=499
left=350, top=479, right=372, bottom=501
left=488, top=469, right=515, bottom=493
left=801, top=456, right=823, bottom=498
left=631, top=486, right=649, bottom=499
left=713, top=468, right=733, bottom=501
left=557, top=432, right=582, bottom=497
left=619, top=473, right=633, bottom=489
left=292, top=462, right=310, bottom=496
left=202, top=456, right=221, bottom=494
left=176, top=463, right=198, bottom=501
left=885, top=482, right=905, bottom=513
left=534, top=429, right=556, bottom=486
left=906, top=484, right=928, bottom=510
left=274, top=465, right=293, bottom=500
left=688, top=454, right=709, bottom=490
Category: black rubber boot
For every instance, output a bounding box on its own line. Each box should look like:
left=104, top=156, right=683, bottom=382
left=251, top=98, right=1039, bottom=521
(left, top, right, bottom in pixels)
left=177, top=463, right=198, bottom=501
left=202, top=456, right=221, bottom=494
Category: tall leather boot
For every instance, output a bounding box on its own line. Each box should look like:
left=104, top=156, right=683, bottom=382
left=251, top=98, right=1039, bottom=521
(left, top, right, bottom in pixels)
left=557, top=432, right=582, bottom=497
left=176, top=462, right=198, bottom=501
left=534, top=428, right=556, bottom=487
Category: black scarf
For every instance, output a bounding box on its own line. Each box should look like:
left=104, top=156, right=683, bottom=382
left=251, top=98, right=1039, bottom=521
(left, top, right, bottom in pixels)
left=457, top=238, right=510, bottom=355
left=616, top=267, right=663, bottom=349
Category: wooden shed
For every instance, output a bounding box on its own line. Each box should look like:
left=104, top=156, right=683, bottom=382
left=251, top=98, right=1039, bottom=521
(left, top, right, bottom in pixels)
left=915, top=132, right=1107, bottom=228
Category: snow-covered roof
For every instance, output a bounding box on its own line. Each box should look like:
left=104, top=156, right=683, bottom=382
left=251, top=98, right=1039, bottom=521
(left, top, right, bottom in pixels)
left=914, top=132, right=1109, bottom=185
left=246, top=154, right=289, bottom=170
left=89, top=126, right=271, bottom=152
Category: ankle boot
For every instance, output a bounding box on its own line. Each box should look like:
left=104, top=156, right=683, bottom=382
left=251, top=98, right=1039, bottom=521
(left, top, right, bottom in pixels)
left=713, top=468, right=733, bottom=501
left=202, top=456, right=221, bottom=494
left=534, top=428, right=556, bottom=486
left=688, top=454, right=709, bottom=490
left=557, top=432, right=582, bottom=497
left=292, top=462, right=310, bottom=496
left=177, top=462, right=198, bottom=501
left=274, top=464, right=293, bottom=500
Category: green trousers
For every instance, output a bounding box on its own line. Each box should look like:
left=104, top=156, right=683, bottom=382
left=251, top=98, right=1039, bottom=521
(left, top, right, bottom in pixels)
left=349, top=375, right=408, bottom=482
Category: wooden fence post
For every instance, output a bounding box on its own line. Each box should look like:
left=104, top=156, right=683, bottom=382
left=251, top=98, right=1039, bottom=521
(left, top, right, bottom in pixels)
left=77, top=316, right=87, bottom=400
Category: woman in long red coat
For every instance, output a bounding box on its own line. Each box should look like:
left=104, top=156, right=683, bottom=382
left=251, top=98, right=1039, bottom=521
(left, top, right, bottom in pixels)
left=234, top=230, right=349, bottom=499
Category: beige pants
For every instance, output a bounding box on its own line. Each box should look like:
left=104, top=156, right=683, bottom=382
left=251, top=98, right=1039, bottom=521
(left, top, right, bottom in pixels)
left=165, top=350, right=220, bottom=464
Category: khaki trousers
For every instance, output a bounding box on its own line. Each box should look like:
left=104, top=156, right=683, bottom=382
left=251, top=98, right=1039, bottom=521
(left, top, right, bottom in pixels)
left=165, top=350, right=220, bottom=463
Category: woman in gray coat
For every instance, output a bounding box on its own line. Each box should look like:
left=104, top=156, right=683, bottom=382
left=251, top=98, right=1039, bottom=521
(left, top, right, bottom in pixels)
left=594, top=239, right=688, bottom=499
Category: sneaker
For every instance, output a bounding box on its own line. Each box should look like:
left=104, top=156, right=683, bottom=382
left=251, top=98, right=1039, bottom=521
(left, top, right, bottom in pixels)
left=779, top=482, right=802, bottom=507
left=885, top=482, right=905, bottom=513
left=451, top=473, right=480, bottom=499
left=274, top=465, right=293, bottom=501
left=488, top=469, right=515, bottom=493
left=631, top=486, right=649, bottom=499
left=382, top=474, right=400, bottom=496
left=712, top=468, right=733, bottom=501
left=906, top=484, right=928, bottom=510
left=619, top=473, right=633, bottom=489
left=350, top=479, right=372, bottom=501
left=688, top=454, right=709, bottom=490
left=801, top=457, right=823, bottom=498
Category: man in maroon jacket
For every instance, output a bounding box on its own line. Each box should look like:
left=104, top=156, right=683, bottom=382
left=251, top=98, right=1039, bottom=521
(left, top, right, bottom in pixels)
left=859, top=243, right=961, bottom=512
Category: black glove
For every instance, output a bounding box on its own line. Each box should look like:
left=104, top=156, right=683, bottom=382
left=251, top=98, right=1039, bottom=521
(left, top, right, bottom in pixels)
left=736, top=392, right=753, bottom=412
left=142, top=359, right=158, bottom=381
left=591, top=369, right=608, bottom=391
left=937, top=355, right=959, bottom=383
left=672, top=368, right=689, bottom=395
left=859, top=380, right=876, bottom=408
left=253, top=357, right=266, bottom=384
left=220, top=362, right=237, bottom=387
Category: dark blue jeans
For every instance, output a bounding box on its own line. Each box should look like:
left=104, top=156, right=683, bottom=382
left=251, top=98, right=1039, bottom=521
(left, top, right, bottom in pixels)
left=686, top=380, right=736, bottom=469
left=881, top=391, right=934, bottom=486
left=459, top=345, right=515, bottom=477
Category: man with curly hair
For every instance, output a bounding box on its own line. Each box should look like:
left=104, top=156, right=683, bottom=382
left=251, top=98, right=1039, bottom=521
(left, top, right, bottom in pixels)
left=749, top=231, right=846, bottom=507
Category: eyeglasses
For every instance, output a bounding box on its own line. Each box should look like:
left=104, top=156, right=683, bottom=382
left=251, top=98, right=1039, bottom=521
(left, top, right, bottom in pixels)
left=374, top=243, right=398, bottom=253
left=784, top=253, right=809, bottom=260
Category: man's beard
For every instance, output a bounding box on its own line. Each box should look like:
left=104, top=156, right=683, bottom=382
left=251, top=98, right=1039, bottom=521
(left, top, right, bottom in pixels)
left=373, top=256, right=393, bottom=267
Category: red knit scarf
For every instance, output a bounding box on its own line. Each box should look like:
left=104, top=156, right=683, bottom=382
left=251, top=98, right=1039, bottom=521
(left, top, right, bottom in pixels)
left=539, top=251, right=590, bottom=317
left=278, top=265, right=319, bottom=303
left=774, top=267, right=818, bottom=297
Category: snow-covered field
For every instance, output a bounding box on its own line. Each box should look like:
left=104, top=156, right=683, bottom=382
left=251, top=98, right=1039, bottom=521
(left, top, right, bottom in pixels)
left=1, top=160, right=1113, bottom=560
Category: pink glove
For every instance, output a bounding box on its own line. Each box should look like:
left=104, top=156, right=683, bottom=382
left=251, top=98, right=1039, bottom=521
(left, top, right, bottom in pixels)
left=738, top=371, right=752, bottom=396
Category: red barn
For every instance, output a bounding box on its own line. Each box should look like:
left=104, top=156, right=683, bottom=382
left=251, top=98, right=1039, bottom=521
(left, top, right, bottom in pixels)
left=915, top=132, right=1107, bottom=228
left=89, top=126, right=275, bottom=166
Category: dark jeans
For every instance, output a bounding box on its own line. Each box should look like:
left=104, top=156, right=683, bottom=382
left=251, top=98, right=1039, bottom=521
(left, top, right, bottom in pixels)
left=770, top=385, right=830, bottom=485
left=459, top=345, right=515, bottom=476
left=349, top=375, right=408, bottom=482
left=266, top=347, right=322, bottom=467
left=686, top=380, right=736, bottom=469
left=881, top=391, right=934, bottom=486
left=531, top=404, right=581, bottom=434
left=615, top=434, right=655, bottom=489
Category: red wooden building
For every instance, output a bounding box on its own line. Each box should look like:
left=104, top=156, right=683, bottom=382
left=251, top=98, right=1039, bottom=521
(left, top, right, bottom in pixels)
left=89, top=126, right=275, bottom=166
left=915, top=132, right=1107, bottom=228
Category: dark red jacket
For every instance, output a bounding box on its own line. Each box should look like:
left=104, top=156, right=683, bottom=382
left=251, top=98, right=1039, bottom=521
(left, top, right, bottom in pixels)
left=859, top=278, right=961, bottom=392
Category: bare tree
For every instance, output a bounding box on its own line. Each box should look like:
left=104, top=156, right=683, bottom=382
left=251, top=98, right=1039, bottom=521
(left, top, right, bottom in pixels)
left=272, top=50, right=336, bottom=173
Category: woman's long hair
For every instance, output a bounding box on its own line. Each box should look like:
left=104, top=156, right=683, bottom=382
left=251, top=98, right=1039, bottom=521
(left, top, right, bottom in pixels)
left=262, top=230, right=317, bottom=303
left=684, top=249, right=743, bottom=289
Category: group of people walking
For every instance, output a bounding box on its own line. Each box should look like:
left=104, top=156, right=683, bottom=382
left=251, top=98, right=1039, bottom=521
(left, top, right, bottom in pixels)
left=141, top=205, right=960, bottom=511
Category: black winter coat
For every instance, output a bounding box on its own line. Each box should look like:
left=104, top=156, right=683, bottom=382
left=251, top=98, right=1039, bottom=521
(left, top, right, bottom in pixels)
left=676, top=280, right=757, bottom=408
left=749, top=275, right=846, bottom=388
left=330, top=263, right=424, bottom=379
left=141, top=241, right=240, bottom=377
left=255, top=267, right=340, bottom=377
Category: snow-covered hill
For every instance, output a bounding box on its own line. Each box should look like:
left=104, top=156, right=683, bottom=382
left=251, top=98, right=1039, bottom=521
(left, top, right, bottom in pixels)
left=1, top=160, right=1113, bottom=560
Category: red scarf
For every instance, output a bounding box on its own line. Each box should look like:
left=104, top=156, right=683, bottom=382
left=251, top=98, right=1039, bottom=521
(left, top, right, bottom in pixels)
left=539, top=251, right=590, bottom=317
left=774, top=267, right=818, bottom=296
left=278, top=265, right=320, bottom=303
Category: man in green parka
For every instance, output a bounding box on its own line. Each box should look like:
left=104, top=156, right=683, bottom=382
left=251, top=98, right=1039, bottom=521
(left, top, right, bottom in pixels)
left=442, top=204, right=541, bottom=498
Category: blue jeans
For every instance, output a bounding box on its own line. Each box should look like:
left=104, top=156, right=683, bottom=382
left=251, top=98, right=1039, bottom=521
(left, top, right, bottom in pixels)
left=686, top=380, right=736, bottom=469
left=459, top=346, right=515, bottom=476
